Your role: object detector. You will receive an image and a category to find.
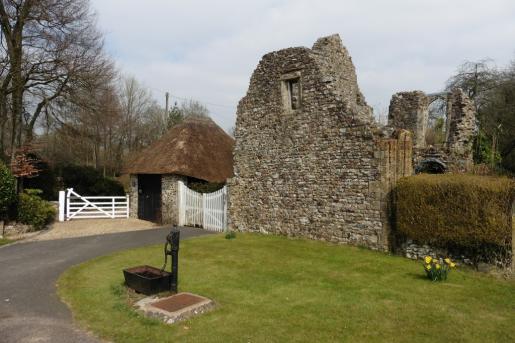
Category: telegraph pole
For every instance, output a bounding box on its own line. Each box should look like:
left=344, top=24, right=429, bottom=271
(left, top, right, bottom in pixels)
left=165, top=92, right=170, bottom=114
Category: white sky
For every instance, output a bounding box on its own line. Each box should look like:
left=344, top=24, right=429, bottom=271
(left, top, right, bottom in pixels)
left=90, top=0, right=515, bottom=131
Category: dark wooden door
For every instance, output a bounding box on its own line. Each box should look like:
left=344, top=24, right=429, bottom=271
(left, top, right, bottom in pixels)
left=138, top=174, right=162, bottom=222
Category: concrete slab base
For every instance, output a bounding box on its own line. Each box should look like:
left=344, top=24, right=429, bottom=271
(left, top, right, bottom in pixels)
left=134, top=292, right=215, bottom=325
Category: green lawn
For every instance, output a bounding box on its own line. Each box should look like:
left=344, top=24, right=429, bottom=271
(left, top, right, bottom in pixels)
left=0, top=237, right=14, bottom=246
left=58, top=233, right=515, bottom=343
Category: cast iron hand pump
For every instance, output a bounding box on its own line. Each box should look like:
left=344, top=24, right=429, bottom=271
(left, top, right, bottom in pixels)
left=161, top=226, right=180, bottom=293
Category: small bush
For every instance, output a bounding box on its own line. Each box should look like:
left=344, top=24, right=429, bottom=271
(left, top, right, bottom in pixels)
left=188, top=181, right=225, bottom=194
left=0, top=162, right=16, bottom=219
left=394, top=174, right=514, bottom=249
left=18, top=189, right=56, bottom=230
left=225, top=230, right=236, bottom=240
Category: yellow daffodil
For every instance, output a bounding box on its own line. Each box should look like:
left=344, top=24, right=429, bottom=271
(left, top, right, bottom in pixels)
left=444, top=258, right=451, bottom=265
left=435, top=263, right=441, bottom=270
left=424, top=256, right=432, bottom=264
left=450, top=262, right=456, bottom=268
left=425, top=264, right=431, bottom=270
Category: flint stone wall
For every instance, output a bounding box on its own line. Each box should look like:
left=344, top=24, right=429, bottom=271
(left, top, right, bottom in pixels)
left=445, top=88, right=476, bottom=171
left=388, top=91, right=429, bottom=149
left=161, top=174, right=186, bottom=225
left=129, top=175, right=138, bottom=219
left=399, top=239, right=511, bottom=271
left=229, top=34, right=412, bottom=250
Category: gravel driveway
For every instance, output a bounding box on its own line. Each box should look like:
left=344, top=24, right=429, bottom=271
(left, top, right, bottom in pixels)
left=27, top=218, right=157, bottom=241
left=0, top=226, right=212, bottom=343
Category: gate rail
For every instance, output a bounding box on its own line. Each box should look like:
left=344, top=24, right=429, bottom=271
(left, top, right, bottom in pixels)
left=58, top=188, right=129, bottom=221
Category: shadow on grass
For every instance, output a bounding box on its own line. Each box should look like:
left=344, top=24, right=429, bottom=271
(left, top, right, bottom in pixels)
left=406, top=272, right=429, bottom=281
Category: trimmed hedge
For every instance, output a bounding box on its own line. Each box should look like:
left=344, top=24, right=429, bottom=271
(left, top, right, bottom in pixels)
left=394, top=174, right=514, bottom=248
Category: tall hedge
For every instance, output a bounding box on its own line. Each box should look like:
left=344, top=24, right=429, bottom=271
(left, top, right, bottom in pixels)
left=394, top=174, right=514, bottom=248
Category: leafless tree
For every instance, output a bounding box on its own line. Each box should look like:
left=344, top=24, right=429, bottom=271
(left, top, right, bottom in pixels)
left=0, top=1, right=192, bottom=176
left=118, top=75, right=154, bottom=152
left=445, top=59, right=498, bottom=113
left=0, top=0, right=109, bottom=164
left=179, top=99, right=210, bottom=119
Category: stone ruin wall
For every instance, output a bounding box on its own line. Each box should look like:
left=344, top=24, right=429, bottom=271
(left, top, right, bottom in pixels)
left=388, top=91, right=428, bottom=149
left=445, top=89, right=476, bottom=171
left=388, top=89, right=477, bottom=172
left=229, top=35, right=412, bottom=251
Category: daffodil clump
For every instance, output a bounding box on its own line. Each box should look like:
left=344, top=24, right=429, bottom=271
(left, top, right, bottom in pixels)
left=423, top=256, right=456, bottom=281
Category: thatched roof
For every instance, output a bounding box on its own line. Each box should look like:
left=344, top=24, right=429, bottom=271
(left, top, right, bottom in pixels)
left=125, top=117, right=234, bottom=183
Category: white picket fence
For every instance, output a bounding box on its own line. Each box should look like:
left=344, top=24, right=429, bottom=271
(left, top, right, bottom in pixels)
left=58, top=188, right=129, bottom=221
left=177, top=181, right=227, bottom=232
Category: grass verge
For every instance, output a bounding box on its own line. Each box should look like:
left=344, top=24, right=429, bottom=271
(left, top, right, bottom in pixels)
left=0, top=237, right=14, bottom=246
left=58, top=233, right=515, bottom=343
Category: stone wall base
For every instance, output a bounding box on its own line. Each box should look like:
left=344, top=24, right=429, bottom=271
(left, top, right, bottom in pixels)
left=398, top=239, right=512, bottom=273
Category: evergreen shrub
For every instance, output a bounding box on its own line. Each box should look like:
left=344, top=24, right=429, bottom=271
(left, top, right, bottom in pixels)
left=18, top=189, right=56, bottom=230
left=59, top=165, right=125, bottom=196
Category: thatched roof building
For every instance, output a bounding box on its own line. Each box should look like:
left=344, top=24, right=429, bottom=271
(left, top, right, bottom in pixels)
left=125, top=117, right=234, bottom=183
left=126, top=117, right=234, bottom=224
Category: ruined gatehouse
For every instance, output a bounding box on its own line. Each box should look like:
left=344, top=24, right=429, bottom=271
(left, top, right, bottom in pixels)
left=228, top=35, right=412, bottom=250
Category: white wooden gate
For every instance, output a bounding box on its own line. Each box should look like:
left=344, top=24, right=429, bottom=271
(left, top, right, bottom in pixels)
left=59, top=188, right=129, bottom=221
left=177, top=181, right=227, bottom=232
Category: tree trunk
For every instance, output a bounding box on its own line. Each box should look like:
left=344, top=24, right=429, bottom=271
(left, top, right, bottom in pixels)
left=9, top=41, right=24, bottom=166
left=17, top=177, right=24, bottom=194
left=0, top=99, right=7, bottom=159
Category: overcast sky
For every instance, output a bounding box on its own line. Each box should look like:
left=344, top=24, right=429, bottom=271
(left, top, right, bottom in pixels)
left=90, top=0, right=515, bottom=131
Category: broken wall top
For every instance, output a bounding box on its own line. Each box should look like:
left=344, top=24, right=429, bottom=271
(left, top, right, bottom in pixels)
left=237, top=34, right=374, bottom=127
left=387, top=87, right=477, bottom=172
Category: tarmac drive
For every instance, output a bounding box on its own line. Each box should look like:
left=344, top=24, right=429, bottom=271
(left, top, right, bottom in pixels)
left=0, top=226, right=211, bottom=343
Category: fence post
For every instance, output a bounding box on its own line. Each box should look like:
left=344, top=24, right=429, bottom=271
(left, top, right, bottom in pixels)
left=177, top=181, right=182, bottom=226
left=223, top=186, right=228, bottom=232
left=66, top=188, right=71, bottom=221
left=58, top=191, right=65, bottom=222
left=112, top=198, right=115, bottom=218
left=202, top=193, right=207, bottom=228
left=126, top=194, right=130, bottom=218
